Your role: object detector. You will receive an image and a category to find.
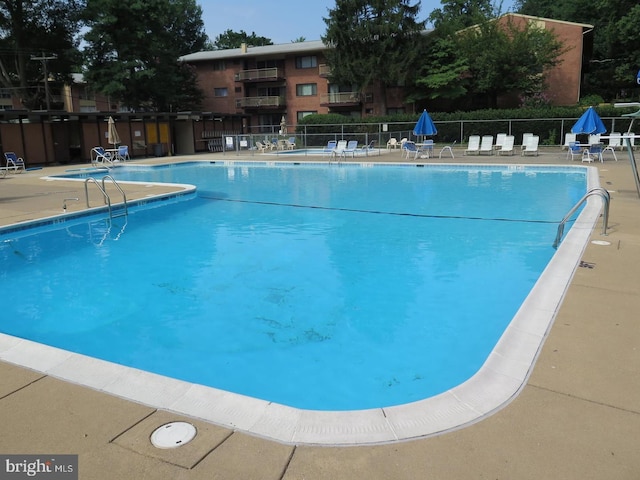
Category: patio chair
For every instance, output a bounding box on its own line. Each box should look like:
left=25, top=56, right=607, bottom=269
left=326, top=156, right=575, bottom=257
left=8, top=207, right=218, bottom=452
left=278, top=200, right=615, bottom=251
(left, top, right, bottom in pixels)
left=3, top=152, right=25, bottom=173
left=588, top=134, right=601, bottom=146
left=479, top=135, right=494, bottom=155
left=497, top=135, right=515, bottom=156
left=494, top=133, right=507, bottom=150
left=402, top=141, right=420, bottom=159
left=117, top=145, right=131, bottom=161
left=416, top=139, right=434, bottom=158
left=256, top=141, right=269, bottom=153
left=438, top=140, right=456, bottom=159
left=358, top=140, right=377, bottom=156
left=386, top=138, right=398, bottom=149
left=565, top=141, right=583, bottom=161
left=464, top=135, right=481, bottom=155
left=583, top=142, right=604, bottom=163
left=341, top=140, right=359, bottom=158
left=521, top=135, right=540, bottom=156
left=330, top=140, right=348, bottom=162
left=287, top=137, right=296, bottom=149
left=91, top=147, right=112, bottom=165
left=322, top=140, right=337, bottom=156
left=563, top=133, right=577, bottom=150
left=520, top=133, right=533, bottom=150
left=602, top=132, right=620, bottom=161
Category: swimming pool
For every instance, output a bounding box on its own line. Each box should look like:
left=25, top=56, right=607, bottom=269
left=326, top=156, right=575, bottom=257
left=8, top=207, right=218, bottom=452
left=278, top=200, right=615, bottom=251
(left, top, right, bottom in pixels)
left=0, top=161, right=601, bottom=444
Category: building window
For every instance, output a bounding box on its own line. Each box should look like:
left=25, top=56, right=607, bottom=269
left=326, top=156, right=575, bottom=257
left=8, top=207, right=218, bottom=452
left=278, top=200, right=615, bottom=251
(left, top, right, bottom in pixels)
left=387, top=107, right=405, bottom=115
left=295, top=56, right=317, bottom=69
left=297, top=111, right=316, bottom=121
left=212, top=60, right=226, bottom=71
left=214, top=87, right=228, bottom=97
left=296, top=83, right=317, bottom=96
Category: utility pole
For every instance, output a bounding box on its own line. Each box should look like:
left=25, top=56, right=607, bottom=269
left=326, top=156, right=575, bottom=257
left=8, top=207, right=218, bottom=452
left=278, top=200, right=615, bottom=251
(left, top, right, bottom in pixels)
left=30, top=52, right=57, bottom=110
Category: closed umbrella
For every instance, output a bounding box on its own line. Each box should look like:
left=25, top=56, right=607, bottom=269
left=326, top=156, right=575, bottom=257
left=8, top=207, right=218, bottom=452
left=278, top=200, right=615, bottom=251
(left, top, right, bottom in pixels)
left=413, top=109, right=437, bottom=142
left=107, top=116, right=121, bottom=146
left=571, top=107, right=606, bottom=135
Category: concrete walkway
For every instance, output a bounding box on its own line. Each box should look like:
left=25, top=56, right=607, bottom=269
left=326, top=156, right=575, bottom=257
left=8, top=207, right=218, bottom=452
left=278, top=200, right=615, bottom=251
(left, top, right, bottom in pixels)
left=1, top=149, right=639, bottom=479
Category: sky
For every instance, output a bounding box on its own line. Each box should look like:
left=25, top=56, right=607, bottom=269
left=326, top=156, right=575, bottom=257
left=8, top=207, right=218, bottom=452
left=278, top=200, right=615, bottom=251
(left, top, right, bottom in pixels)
left=200, top=0, right=516, bottom=46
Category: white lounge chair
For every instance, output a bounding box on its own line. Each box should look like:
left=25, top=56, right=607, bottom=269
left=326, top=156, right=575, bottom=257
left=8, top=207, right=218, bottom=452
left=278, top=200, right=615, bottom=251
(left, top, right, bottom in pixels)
left=464, top=135, right=481, bottom=155
left=520, top=133, right=533, bottom=150
left=603, top=132, right=620, bottom=160
left=479, top=135, right=494, bottom=155
left=494, top=133, right=507, bottom=150
left=521, top=135, right=540, bottom=156
left=563, top=132, right=577, bottom=150
left=497, top=135, right=515, bottom=155
left=330, top=140, right=348, bottom=161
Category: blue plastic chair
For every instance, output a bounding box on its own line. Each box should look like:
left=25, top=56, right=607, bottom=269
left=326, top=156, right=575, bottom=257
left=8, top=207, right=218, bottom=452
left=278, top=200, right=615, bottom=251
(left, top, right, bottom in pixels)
left=3, top=152, right=25, bottom=173
left=566, top=141, right=582, bottom=161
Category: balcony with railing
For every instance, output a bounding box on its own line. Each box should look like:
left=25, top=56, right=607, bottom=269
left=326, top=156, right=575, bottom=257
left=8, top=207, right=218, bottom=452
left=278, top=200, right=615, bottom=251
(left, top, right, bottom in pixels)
left=234, top=68, right=282, bottom=82
left=320, top=92, right=363, bottom=106
left=319, top=64, right=331, bottom=77
left=236, top=96, right=286, bottom=109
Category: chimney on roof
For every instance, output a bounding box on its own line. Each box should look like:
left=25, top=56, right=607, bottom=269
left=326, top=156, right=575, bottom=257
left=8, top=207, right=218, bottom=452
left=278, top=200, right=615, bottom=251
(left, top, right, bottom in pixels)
left=241, top=43, right=247, bottom=53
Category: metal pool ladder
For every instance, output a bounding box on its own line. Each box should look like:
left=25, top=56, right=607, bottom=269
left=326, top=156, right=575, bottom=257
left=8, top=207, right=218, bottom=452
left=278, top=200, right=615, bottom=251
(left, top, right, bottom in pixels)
left=553, top=187, right=610, bottom=249
left=84, top=175, right=128, bottom=221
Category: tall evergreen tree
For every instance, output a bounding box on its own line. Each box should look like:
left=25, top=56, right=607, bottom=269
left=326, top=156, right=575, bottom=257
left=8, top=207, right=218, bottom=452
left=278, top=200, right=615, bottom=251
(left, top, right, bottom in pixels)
left=82, top=0, right=207, bottom=111
left=322, top=0, right=427, bottom=115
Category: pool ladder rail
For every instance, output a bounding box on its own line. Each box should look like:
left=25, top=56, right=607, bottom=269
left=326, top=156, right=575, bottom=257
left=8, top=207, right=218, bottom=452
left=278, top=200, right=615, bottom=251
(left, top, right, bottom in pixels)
left=83, top=174, right=128, bottom=222
left=553, top=187, right=610, bottom=249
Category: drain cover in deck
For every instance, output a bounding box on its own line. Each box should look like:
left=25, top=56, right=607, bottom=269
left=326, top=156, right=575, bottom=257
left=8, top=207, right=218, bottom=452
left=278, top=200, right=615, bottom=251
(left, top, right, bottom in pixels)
left=151, top=422, right=197, bottom=449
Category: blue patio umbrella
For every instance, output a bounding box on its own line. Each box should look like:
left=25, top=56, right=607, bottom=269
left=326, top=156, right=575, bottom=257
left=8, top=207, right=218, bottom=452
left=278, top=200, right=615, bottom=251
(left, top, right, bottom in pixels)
left=571, top=106, right=607, bottom=135
left=413, top=109, right=437, bottom=137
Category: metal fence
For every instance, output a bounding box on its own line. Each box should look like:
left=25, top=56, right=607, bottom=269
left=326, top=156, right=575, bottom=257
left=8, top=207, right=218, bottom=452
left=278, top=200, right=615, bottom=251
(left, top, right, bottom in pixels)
left=222, top=115, right=637, bottom=156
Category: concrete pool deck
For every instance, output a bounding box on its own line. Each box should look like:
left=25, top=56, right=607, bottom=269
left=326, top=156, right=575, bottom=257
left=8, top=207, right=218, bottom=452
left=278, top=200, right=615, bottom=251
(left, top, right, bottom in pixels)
left=1, top=148, right=639, bottom=478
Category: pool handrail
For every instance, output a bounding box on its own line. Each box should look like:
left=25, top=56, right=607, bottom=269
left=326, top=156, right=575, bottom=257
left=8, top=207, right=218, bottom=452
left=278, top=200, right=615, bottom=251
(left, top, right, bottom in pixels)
left=553, top=187, right=610, bottom=249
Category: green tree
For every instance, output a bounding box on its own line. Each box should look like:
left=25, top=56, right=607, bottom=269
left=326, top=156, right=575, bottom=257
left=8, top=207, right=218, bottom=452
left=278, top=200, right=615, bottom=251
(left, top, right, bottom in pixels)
left=0, top=0, right=84, bottom=110
left=82, top=0, right=207, bottom=111
left=515, top=0, right=640, bottom=101
left=211, top=29, right=273, bottom=50
left=429, top=0, right=498, bottom=31
left=460, top=18, right=564, bottom=108
left=322, top=0, right=427, bottom=114
left=415, top=10, right=564, bottom=109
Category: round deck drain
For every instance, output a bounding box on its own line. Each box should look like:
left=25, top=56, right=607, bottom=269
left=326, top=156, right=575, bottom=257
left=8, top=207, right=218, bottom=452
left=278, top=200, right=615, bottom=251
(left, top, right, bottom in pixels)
left=151, top=422, right=197, bottom=449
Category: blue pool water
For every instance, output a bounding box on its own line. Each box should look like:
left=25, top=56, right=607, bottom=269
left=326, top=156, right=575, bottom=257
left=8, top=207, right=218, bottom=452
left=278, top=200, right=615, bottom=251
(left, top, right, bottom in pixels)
left=0, top=163, right=586, bottom=410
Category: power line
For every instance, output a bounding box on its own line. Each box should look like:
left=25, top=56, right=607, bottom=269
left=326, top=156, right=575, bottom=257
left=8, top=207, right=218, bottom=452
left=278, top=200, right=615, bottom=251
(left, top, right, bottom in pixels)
left=30, top=52, right=57, bottom=110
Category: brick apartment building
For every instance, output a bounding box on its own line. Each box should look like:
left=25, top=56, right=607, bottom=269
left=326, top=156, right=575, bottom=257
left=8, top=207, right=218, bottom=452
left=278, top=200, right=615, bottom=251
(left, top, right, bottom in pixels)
left=180, top=14, right=594, bottom=132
